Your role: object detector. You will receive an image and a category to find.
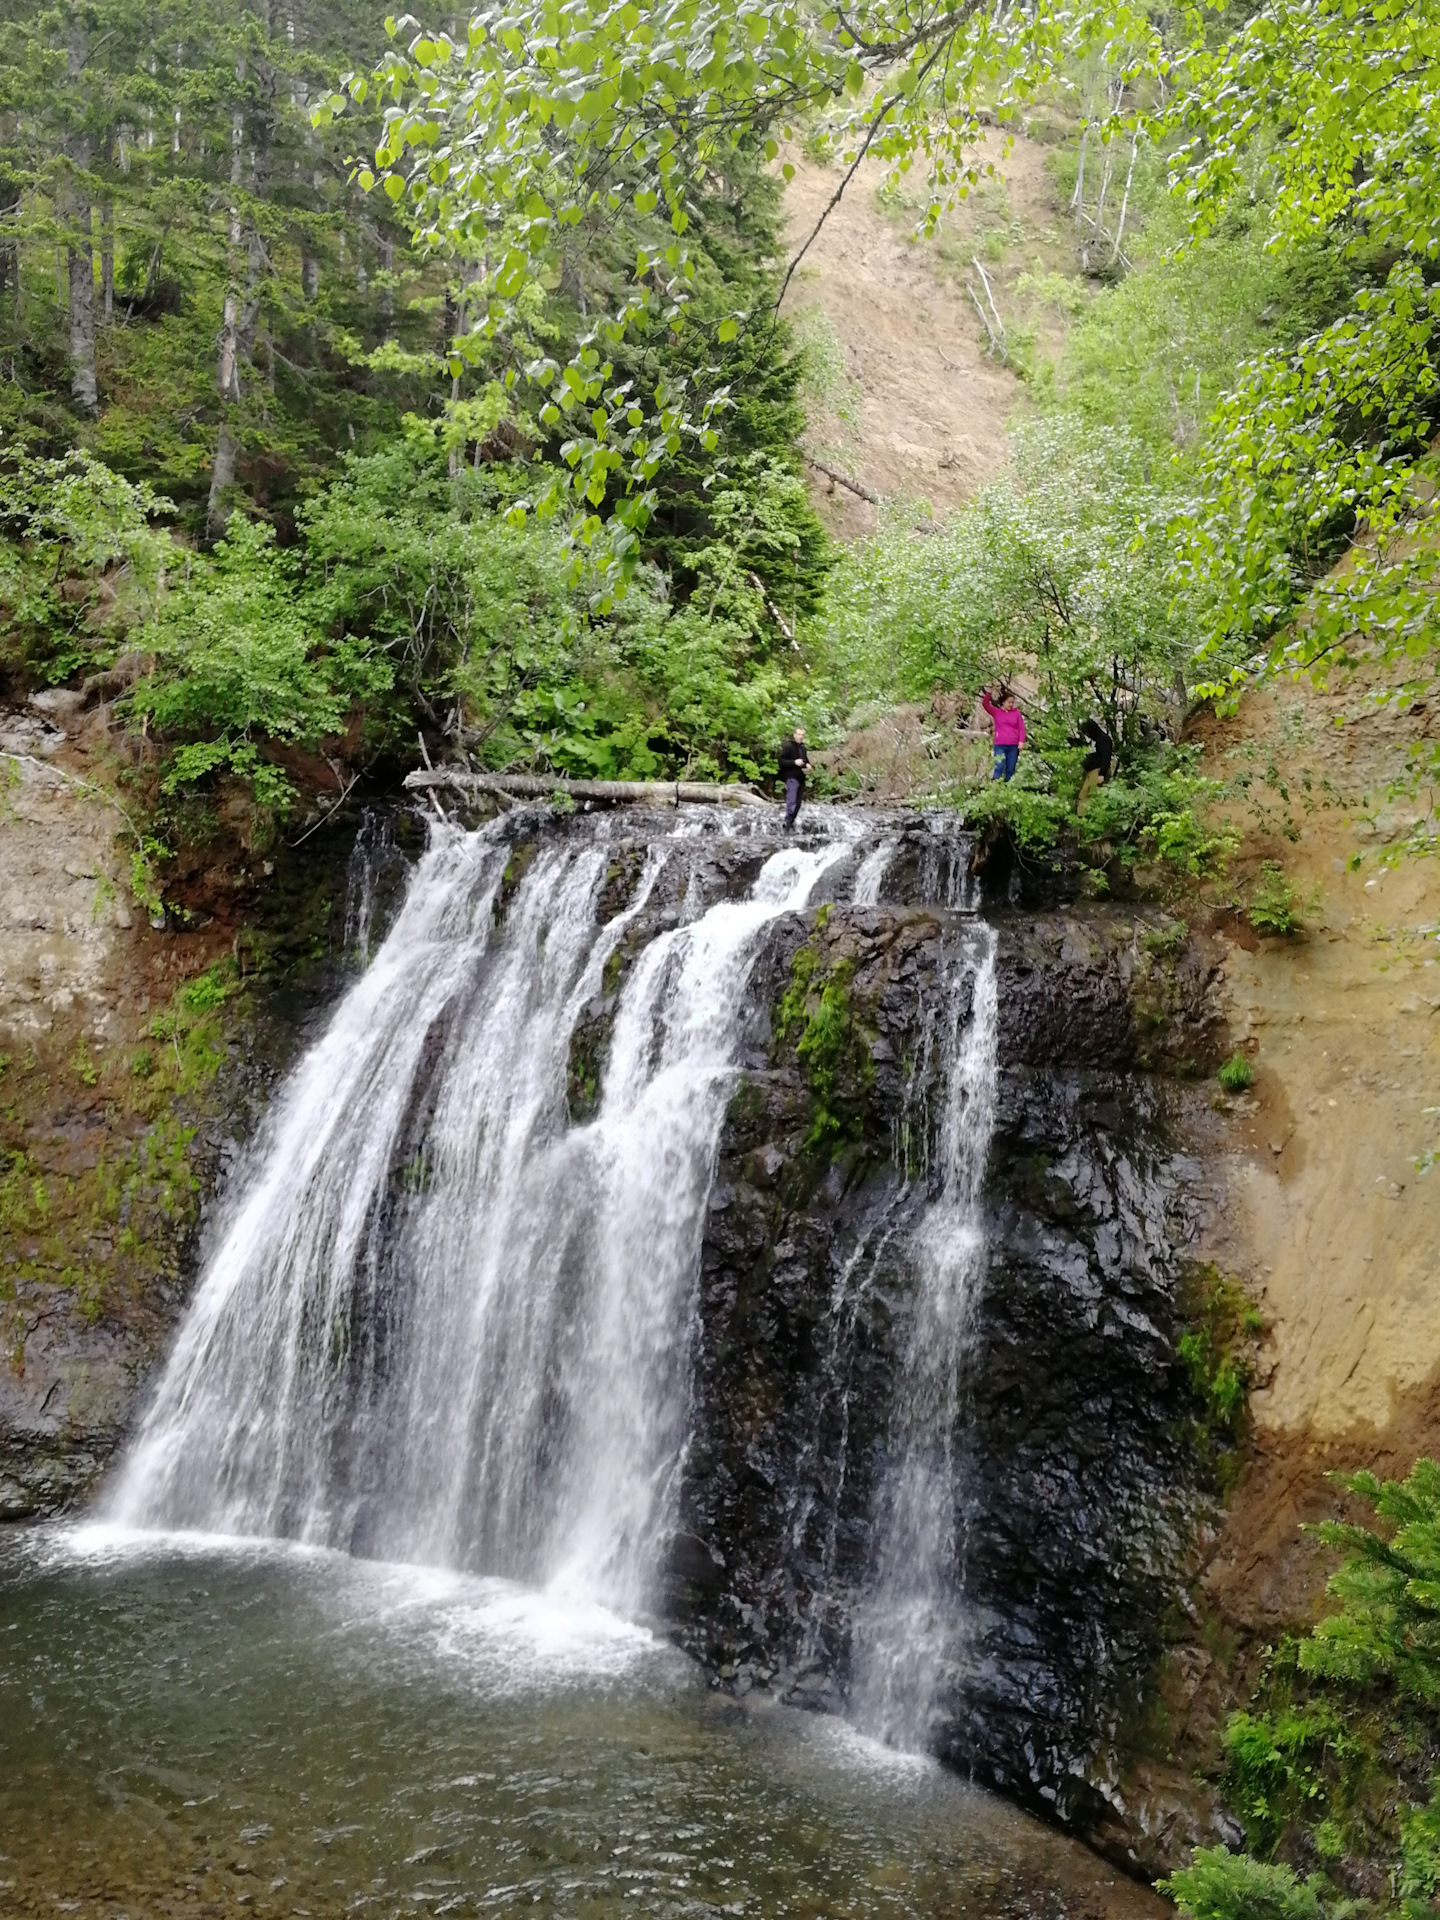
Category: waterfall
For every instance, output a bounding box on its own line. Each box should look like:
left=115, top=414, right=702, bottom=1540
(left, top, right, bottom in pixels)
left=850, top=924, right=999, bottom=1748
left=110, top=800, right=1002, bottom=1733
left=852, top=837, right=898, bottom=907
left=109, top=813, right=859, bottom=1617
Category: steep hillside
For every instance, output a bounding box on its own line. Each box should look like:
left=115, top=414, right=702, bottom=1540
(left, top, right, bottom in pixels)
left=775, top=136, right=1440, bottom=1879
left=780, top=129, right=1061, bottom=532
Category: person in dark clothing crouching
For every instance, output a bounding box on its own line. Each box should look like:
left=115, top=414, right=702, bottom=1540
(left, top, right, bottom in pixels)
left=1072, top=716, right=1114, bottom=813
left=778, top=727, right=810, bottom=829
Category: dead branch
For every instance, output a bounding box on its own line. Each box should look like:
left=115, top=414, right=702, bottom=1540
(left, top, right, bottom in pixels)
left=804, top=453, right=880, bottom=505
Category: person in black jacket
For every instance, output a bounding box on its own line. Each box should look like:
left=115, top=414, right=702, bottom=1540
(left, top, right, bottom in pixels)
left=778, top=727, right=810, bottom=829
left=1072, top=717, right=1114, bottom=813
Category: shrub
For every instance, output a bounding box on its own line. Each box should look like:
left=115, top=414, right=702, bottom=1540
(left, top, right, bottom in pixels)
left=1301, top=1458, right=1440, bottom=1708
left=1161, top=1847, right=1329, bottom=1920
left=1249, top=861, right=1304, bottom=936
left=1218, top=1052, right=1254, bottom=1092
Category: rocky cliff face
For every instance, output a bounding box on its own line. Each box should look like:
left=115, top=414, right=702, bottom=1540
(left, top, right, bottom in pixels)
left=663, top=896, right=1234, bottom=1857
left=1, top=793, right=1240, bottom=1870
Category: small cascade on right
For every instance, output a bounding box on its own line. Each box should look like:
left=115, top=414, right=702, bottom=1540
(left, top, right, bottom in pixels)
left=849, top=921, right=999, bottom=1750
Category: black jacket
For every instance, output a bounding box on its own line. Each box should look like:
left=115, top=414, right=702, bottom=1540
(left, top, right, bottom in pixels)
left=778, top=738, right=810, bottom=782
left=1072, top=718, right=1114, bottom=777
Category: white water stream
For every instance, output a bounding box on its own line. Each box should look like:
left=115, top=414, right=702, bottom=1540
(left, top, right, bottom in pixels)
left=851, top=926, right=999, bottom=1746
left=111, top=817, right=859, bottom=1615
left=110, top=806, right=999, bottom=1749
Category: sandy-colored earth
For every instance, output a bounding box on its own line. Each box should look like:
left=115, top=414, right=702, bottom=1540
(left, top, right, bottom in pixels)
left=780, top=131, right=1050, bottom=533
left=0, top=710, right=136, bottom=1053
left=1197, top=678, right=1439, bottom=1438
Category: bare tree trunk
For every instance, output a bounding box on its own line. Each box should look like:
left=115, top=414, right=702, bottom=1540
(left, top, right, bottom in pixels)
left=237, top=226, right=264, bottom=366
left=65, top=199, right=97, bottom=409
left=207, top=223, right=264, bottom=540
left=208, top=424, right=240, bottom=538
left=378, top=235, right=393, bottom=338
left=1111, top=130, right=1139, bottom=264
left=64, top=18, right=98, bottom=411
left=208, top=207, right=244, bottom=540
left=1071, top=125, right=1088, bottom=219
left=208, top=55, right=271, bottom=542
left=217, top=208, right=242, bottom=402
left=0, top=186, right=19, bottom=319
left=447, top=269, right=475, bottom=479
left=1090, top=74, right=1124, bottom=244
left=100, top=195, right=114, bottom=321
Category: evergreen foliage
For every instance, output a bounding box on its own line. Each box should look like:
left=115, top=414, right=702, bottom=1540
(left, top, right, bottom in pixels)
left=1167, top=1460, right=1440, bottom=1920
left=0, top=0, right=422, bottom=527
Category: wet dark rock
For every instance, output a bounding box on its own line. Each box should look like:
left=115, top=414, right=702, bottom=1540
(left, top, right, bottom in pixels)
left=668, top=900, right=1227, bottom=1857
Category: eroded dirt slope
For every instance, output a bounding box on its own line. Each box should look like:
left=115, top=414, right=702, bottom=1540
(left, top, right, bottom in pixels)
left=1197, top=675, right=1438, bottom=1440
left=780, top=129, right=1061, bottom=530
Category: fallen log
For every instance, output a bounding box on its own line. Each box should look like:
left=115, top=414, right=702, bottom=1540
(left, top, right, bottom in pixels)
left=804, top=454, right=880, bottom=505
left=404, top=769, right=773, bottom=808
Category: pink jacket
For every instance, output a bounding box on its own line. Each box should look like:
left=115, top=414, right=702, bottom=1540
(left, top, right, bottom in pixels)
left=982, top=691, right=1026, bottom=747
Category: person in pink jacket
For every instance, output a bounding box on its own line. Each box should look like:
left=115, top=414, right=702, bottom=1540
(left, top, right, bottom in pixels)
left=981, top=684, right=1026, bottom=781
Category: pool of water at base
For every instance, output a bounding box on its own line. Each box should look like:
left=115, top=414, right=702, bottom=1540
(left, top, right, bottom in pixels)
left=0, top=1528, right=1165, bottom=1920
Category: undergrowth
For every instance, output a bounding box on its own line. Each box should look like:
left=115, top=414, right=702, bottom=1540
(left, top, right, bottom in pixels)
left=1178, top=1265, right=1263, bottom=1495
left=1165, top=1459, right=1440, bottom=1919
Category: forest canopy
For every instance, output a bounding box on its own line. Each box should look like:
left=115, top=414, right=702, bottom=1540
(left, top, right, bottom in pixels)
left=0, top=0, right=1436, bottom=862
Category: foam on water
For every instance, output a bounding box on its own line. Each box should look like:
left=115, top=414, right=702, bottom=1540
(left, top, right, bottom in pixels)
left=54, top=1519, right=661, bottom=1694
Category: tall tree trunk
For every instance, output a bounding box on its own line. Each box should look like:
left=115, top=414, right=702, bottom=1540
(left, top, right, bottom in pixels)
left=208, top=207, right=244, bottom=541
left=379, top=236, right=394, bottom=339
left=207, top=424, right=240, bottom=539
left=100, top=195, right=114, bottom=322
left=0, top=186, right=19, bottom=320
left=64, top=16, right=97, bottom=411
left=67, top=195, right=97, bottom=410
left=208, top=52, right=272, bottom=543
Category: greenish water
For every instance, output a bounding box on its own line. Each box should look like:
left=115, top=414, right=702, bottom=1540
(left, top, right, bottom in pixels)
left=0, top=1528, right=1164, bottom=1920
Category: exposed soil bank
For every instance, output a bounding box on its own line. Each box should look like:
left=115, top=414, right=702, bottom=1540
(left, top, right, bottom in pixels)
left=1091, top=674, right=1440, bottom=1873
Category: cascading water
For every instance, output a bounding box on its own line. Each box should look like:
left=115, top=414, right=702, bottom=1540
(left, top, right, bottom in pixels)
left=111, top=797, right=1005, bottom=1761
left=849, top=924, right=999, bottom=1748
left=109, top=812, right=861, bottom=1616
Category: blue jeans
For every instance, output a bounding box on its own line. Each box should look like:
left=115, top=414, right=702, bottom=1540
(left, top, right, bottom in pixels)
left=992, top=743, right=1019, bottom=782
left=783, top=776, right=804, bottom=826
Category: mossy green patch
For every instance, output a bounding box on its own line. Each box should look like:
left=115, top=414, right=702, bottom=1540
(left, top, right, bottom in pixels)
left=0, top=957, right=248, bottom=1334
left=1178, top=1263, right=1263, bottom=1494
left=497, top=841, right=539, bottom=920
left=774, top=928, right=874, bottom=1153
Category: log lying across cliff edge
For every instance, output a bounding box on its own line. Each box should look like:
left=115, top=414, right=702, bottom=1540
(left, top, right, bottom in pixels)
left=403, top=768, right=773, bottom=808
